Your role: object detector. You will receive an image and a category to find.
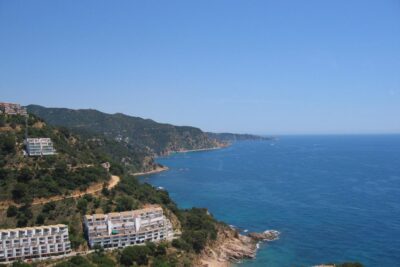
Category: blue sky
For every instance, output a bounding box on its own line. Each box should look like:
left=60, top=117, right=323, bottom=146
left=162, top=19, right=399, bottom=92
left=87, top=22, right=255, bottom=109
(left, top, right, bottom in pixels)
left=0, top=0, right=399, bottom=134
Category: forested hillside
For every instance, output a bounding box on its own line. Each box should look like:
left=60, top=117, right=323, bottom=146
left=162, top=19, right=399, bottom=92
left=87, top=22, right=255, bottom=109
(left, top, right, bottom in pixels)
left=27, top=105, right=222, bottom=156
left=0, top=113, right=114, bottom=205
left=206, top=132, right=270, bottom=142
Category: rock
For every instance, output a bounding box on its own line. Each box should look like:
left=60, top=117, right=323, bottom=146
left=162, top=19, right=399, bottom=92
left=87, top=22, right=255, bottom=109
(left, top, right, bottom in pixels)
left=248, top=230, right=280, bottom=241
left=200, top=227, right=280, bottom=267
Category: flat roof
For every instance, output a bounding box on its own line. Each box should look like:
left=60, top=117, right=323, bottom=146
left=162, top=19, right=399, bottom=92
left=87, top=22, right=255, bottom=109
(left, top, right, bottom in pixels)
left=84, top=205, right=163, bottom=220
left=0, top=224, right=67, bottom=233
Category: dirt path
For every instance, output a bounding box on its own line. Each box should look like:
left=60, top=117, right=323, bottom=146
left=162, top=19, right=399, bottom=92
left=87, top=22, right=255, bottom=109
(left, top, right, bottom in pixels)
left=0, top=175, right=120, bottom=210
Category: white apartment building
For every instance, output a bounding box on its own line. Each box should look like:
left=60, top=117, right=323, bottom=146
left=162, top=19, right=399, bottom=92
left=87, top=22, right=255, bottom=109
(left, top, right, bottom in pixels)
left=84, top=205, right=173, bottom=249
left=25, top=138, right=56, bottom=156
left=0, top=224, right=72, bottom=263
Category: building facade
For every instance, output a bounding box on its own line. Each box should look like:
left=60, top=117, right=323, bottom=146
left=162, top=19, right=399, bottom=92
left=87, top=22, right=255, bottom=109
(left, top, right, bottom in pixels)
left=0, top=102, right=27, bottom=116
left=0, top=224, right=72, bottom=263
left=25, top=138, right=56, bottom=156
left=84, top=205, right=173, bottom=249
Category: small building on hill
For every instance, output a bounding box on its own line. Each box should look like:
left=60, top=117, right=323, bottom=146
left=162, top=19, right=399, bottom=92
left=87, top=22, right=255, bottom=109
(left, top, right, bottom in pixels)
left=0, top=102, right=27, bottom=116
left=101, top=162, right=111, bottom=172
left=83, top=205, right=173, bottom=249
left=25, top=138, right=56, bottom=156
left=0, top=224, right=72, bottom=263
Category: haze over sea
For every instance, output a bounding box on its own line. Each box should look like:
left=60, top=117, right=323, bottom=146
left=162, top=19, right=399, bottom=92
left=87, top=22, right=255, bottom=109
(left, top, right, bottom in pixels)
left=141, top=135, right=400, bottom=266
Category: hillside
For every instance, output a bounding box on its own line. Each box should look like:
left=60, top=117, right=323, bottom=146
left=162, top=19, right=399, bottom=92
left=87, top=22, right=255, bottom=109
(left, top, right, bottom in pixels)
left=0, top=118, right=232, bottom=267
left=0, top=113, right=115, bottom=206
left=206, top=132, right=270, bottom=143
left=27, top=105, right=223, bottom=157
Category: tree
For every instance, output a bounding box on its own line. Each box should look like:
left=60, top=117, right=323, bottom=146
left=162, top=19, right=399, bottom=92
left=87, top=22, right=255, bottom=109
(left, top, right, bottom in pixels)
left=145, top=241, right=156, bottom=255
left=18, top=204, right=33, bottom=220
left=0, top=134, right=15, bottom=154
left=12, top=261, right=31, bottom=267
left=115, top=196, right=135, bottom=212
left=93, top=244, right=104, bottom=254
left=54, top=256, right=94, bottom=267
left=172, top=238, right=191, bottom=252
left=102, top=199, right=112, bottom=213
left=91, top=252, right=115, bottom=267
left=0, top=168, right=7, bottom=180
left=83, top=194, right=93, bottom=202
left=188, top=231, right=208, bottom=252
left=0, top=115, right=5, bottom=127
left=42, top=201, right=56, bottom=214
left=93, top=198, right=101, bottom=209
left=109, top=163, right=124, bottom=176
left=12, top=183, right=28, bottom=202
left=7, top=205, right=18, bottom=217
left=17, top=167, right=33, bottom=182
left=153, top=257, right=172, bottom=267
left=101, top=185, right=110, bottom=196
left=155, top=243, right=168, bottom=256
left=77, top=198, right=88, bottom=214
left=16, top=216, right=28, bottom=227
left=120, top=246, right=151, bottom=266
left=36, top=213, right=45, bottom=224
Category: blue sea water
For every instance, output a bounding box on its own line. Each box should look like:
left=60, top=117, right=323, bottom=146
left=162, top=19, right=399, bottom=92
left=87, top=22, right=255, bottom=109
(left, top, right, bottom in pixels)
left=141, top=135, right=400, bottom=266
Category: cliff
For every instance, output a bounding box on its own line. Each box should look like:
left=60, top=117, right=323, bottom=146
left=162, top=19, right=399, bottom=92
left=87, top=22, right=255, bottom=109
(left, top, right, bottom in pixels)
left=199, top=226, right=280, bottom=266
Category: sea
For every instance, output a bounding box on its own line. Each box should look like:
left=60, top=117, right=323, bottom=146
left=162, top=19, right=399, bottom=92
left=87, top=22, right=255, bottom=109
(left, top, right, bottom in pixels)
left=140, top=135, right=400, bottom=267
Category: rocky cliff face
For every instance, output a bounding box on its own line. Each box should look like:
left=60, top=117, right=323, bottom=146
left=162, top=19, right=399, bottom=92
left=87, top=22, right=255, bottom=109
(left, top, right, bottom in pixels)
left=199, top=226, right=280, bottom=266
left=198, top=226, right=279, bottom=267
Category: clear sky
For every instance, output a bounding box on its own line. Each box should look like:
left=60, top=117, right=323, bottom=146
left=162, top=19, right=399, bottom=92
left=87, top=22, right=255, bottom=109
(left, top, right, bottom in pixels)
left=0, top=0, right=399, bottom=134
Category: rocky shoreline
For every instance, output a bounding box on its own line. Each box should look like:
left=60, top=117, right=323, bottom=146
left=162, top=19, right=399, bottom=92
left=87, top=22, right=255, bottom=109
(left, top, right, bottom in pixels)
left=131, top=165, right=169, bottom=176
left=199, top=227, right=280, bottom=267
left=157, top=142, right=230, bottom=156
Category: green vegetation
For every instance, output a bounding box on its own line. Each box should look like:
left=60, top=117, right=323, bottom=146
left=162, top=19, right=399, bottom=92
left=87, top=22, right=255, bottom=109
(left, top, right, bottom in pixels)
left=206, top=132, right=269, bottom=142
left=0, top=111, right=232, bottom=266
left=54, top=256, right=96, bottom=267
left=52, top=242, right=179, bottom=267
left=174, top=208, right=218, bottom=253
left=0, top=166, right=222, bottom=260
left=0, top=114, right=114, bottom=203
left=27, top=105, right=222, bottom=156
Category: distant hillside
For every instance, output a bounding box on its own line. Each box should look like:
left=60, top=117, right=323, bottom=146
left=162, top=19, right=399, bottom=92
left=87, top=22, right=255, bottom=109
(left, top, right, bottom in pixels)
left=206, top=132, right=269, bottom=143
left=27, top=105, right=223, bottom=156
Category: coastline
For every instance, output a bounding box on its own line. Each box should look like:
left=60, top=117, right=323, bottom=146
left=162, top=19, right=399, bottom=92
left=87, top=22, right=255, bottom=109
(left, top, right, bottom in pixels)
left=146, top=144, right=282, bottom=267
left=131, top=165, right=169, bottom=176
left=198, top=227, right=280, bottom=267
left=170, top=144, right=230, bottom=154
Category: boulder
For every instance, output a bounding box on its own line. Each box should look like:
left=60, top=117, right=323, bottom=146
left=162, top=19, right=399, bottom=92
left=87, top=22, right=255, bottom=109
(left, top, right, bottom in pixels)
left=248, top=230, right=280, bottom=241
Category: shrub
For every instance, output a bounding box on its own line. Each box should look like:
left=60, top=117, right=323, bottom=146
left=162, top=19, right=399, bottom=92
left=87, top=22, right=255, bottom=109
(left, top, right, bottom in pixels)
left=115, top=196, right=136, bottom=212
left=77, top=198, right=88, bottom=214
left=6, top=205, right=18, bottom=217
left=55, top=256, right=94, bottom=267
left=42, top=201, right=56, bottom=214
left=36, top=213, right=45, bottom=225
left=0, top=134, right=15, bottom=154
left=153, top=257, right=173, bottom=267
left=120, top=246, right=151, bottom=266
left=12, top=261, right=31, bottom=267
left=12, top=183, right=28, bottom=202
